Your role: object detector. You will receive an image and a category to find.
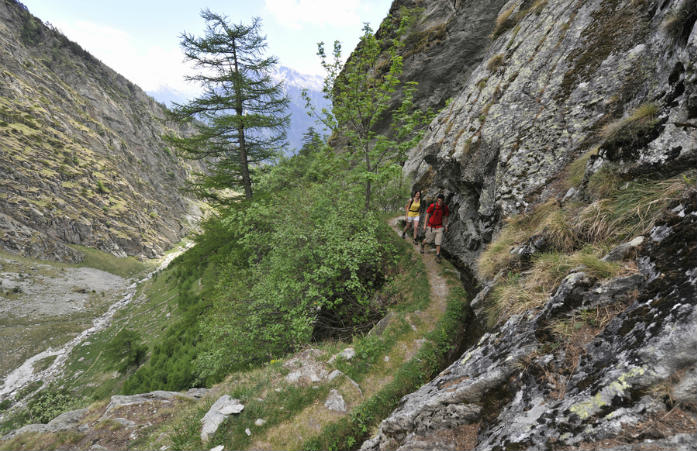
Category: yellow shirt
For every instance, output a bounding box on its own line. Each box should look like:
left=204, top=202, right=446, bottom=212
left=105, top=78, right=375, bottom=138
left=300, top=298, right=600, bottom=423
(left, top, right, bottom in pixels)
left=407, top=199, right=420, bottom=217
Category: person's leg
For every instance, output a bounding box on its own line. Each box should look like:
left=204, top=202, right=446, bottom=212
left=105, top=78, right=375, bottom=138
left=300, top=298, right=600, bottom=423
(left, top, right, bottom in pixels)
left=434, top=228, right=444, bottom=261
left=412, top=219, right=419, bottom=240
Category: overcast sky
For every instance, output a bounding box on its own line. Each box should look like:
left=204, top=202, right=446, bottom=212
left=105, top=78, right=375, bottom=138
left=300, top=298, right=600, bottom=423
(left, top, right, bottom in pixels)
left=21, top=0, right=393, bottom=100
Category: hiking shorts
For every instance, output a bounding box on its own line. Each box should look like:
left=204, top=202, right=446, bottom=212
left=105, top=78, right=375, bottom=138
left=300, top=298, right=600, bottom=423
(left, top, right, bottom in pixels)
left=407, top=215, right=419, bottom=223
left=424, top=226, right=444, bottom=246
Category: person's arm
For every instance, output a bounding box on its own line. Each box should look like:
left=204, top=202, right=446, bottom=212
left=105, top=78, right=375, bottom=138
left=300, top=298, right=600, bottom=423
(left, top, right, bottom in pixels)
left=422, top=204, right=431, bottom=230
left=405, top=199, right=411, bottom=217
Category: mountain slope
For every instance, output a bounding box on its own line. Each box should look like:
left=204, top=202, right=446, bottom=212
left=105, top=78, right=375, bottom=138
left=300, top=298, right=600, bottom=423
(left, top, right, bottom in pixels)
left=0, top=0, right=201, bottom=262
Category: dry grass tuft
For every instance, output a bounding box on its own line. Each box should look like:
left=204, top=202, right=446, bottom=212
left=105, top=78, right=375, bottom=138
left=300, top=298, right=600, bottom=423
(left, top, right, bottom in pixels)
left=563, top=147, right=599, bottom=190
left=484, top=249, right=627, bottom=327
left=493, top=4, right=517, bottom=38
left=579, top=171, right=694, bottom=243
left=479, top=170, right=694, bottom=283
left=477, top=200, right=571, bottom=279
left=486, top=53, right=506, bottom=72
left=601, top=103, right=657, bottom=139
left=530, top=0, right=548, bottom=14
left=599, top=103, right=659, bottom=157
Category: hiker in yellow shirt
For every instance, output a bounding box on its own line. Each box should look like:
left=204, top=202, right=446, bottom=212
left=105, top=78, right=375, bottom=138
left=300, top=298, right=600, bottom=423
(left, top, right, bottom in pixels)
left=402, top=190, right=422, bottom=242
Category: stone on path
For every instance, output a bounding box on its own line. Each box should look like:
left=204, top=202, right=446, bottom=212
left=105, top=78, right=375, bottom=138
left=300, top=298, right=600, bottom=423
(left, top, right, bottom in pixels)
left=328, top=347, right=355, bottom=364
left=324, top=389, right=347, bottom=413
left=200, top=395, right=244, bottom=443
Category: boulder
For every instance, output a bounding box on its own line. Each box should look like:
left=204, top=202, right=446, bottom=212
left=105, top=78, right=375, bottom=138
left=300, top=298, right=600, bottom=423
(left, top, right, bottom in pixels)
left=324, top=389, right=347, bottom=413
left=200, top=395, right=244, bottom=443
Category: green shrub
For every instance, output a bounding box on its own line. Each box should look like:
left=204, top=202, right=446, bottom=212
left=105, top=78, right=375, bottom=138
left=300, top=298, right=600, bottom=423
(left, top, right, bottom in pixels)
left=26, top=388, right=79, bottom=424
left=193, top=186, right=394, bottom=380
left=96, top=180, right=109, bottom=194
left=105, top=329, right=147, bottom=374
left=124, top=148, right=400, bottom=391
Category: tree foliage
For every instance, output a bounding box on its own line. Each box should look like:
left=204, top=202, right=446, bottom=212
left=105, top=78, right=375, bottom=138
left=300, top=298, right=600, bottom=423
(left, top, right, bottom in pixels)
left=105, top=328, right=147, bottom=374
left=166, top=11, right=289, bottom=202
left=193, top=146, right=395, bottom=380
left=308, top=16, right=432, bottom=210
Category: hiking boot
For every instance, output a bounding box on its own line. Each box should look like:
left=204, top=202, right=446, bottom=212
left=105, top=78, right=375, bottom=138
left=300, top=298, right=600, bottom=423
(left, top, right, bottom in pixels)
left=436, top=254, right=442, bottom=263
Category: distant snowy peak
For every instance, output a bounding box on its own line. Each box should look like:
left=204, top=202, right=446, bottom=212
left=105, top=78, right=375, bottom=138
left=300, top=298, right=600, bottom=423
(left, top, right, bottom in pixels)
left=274, top=66, right=324, bottom=92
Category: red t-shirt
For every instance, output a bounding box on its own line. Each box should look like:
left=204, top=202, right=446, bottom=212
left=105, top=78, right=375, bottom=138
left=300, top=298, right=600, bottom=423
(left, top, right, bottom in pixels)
left=426, top=202, right=449, bottom=228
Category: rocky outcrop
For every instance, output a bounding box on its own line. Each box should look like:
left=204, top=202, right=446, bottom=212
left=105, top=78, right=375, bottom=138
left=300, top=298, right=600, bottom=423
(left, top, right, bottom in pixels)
left=1, top=388, right=208, bottom=445
left=403, top=0, right=696, bottom=272
left=359, top=0, right=697, bottom=449
left=0, top=0, right=202, bottom=261
left=370, top=0, right=509, bottom=136
left=200, top=395, right=244, bottom=443
left=362, top=190, right=697, bottom=450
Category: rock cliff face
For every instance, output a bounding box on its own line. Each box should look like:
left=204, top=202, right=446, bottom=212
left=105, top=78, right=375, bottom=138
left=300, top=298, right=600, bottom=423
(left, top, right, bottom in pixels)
left=403, top=0, right=696, bottom=272
left=363, top=191, right=697, bottom=450
left=0, top=0, right=201, bottom=262
left=362, top=0, right=697, bottom=449
left=373, top=0, right=509, bottom=133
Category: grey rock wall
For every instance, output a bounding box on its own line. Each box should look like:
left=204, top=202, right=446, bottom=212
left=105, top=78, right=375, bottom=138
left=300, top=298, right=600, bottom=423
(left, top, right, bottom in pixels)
left=362, top=188, right=697, bottom=451
left=361, top=0, right=697, bottom=449
left=404, top=0, right=697, bottom=274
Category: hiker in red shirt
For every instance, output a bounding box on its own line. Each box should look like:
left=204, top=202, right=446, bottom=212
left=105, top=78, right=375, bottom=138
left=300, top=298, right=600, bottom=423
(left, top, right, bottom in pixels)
left=420, top=193, right=449, bottom=263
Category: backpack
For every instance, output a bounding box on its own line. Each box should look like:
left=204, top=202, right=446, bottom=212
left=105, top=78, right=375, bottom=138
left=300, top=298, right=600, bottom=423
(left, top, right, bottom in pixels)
left=427, top=202, right=445, bottom=225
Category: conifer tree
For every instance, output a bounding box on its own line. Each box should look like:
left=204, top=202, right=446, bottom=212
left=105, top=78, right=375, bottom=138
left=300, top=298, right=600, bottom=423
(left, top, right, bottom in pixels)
left=167, top=11, right=289, bottom=201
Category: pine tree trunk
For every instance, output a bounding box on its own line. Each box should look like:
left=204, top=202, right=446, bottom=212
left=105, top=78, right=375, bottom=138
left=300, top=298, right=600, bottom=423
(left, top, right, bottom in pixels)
left=232, top=39, right=253, bottom=199
left=238, top=128, right=252, bottom=199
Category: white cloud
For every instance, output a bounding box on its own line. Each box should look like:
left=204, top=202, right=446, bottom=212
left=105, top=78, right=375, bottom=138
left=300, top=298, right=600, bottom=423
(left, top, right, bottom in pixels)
left=50, top=19, right=201, bottom=99
left=263, top=0, right=363, bottom=30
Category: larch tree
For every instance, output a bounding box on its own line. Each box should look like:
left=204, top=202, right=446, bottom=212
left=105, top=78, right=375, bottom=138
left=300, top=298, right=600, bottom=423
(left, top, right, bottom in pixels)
left=166, top=11, right=289, bottom=201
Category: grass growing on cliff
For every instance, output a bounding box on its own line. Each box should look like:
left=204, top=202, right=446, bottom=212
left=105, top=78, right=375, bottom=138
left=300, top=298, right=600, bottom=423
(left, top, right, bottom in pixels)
left=478, top=169, right=695, bottom=281
left=579, top=169, right=694, bottom=243
left=485, top=249, right=624, bottom=327
left=477, top=199, right=575, bottom=279
left=599, top=103, right=659, bottom=157
left=492, top=5, right=517, bottom=38
left=478, top=169, right=695, bottom=326
left=662, top=0, right=697, bottom=44
left=486, top=53, right=505, bottom=72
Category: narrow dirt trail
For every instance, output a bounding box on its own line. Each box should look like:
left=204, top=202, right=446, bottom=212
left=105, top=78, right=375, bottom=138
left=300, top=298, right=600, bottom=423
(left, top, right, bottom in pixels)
left=388, top=216, right=450, bottom=321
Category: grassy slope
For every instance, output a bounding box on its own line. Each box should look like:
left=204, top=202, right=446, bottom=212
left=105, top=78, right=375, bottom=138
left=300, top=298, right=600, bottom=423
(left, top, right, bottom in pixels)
left=1, top=218, right=472, bottom=451
left=0, top=243, right=178, bottom=433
